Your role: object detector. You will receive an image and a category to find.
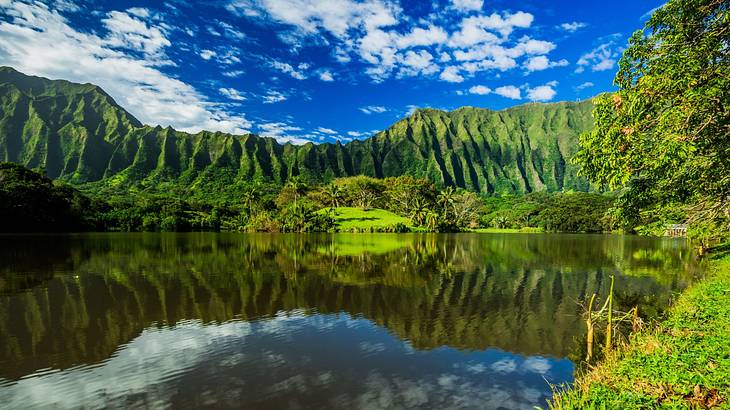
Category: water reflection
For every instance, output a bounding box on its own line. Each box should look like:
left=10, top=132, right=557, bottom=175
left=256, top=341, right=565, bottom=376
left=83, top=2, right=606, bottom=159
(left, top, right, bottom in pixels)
left=0, top=233, right=698, bottom=409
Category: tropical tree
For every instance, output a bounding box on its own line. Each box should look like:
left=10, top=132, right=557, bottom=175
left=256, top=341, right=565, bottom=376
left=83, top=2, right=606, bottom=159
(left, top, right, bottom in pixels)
left=322, top=183, right=344, bottom=214
left=410, top=198, right=429, bottom=226
left=452, top=191, right=483, bottom=229
left=426, top=212, right=440, bottom=232
left=573, top=0, right=729, bottom=242
left=241, top=184, right=260, bottom=215
left=437, top=186, right=456, bottom=222
left=284, top=176, right=308, bottom=210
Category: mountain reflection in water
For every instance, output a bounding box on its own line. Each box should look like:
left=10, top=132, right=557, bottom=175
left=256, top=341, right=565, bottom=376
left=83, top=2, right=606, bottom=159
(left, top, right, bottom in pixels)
left=0, top=233, right=698, bottom=409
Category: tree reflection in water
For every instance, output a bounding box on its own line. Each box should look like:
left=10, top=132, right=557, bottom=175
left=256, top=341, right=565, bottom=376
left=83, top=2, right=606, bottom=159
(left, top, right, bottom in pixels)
left=0, top=233, right=699, bottom=409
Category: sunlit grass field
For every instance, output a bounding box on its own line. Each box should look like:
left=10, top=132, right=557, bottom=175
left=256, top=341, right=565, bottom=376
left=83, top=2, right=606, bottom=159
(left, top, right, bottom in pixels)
left=321, top=207, right=412, bottom=232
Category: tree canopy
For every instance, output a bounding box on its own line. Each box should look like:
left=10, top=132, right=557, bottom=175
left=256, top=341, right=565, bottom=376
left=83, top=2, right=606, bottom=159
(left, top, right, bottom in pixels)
left=573, top=0, right=729, bottom=241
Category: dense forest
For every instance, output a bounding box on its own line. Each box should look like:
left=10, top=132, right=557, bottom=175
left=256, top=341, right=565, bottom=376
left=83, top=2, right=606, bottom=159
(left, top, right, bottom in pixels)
left=0, top=161, right=614, bottom=233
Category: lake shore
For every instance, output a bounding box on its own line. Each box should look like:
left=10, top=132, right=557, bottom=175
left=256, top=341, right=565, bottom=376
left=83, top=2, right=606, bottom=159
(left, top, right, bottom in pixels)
left=550, top=252, right=730, bottom=408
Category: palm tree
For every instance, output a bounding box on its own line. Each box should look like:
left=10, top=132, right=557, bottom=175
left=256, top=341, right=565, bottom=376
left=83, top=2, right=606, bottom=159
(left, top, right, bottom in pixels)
left=410, top=198, right=428, bottom=226
left=323, top=184, right=344, bottom=215
left=426, top=211, right=440, bottom=232
left=242, top=184, right=260, bottom=215
left=437, top=186, right=456, bottom=221
left=285, top=176, right=307, bottom=210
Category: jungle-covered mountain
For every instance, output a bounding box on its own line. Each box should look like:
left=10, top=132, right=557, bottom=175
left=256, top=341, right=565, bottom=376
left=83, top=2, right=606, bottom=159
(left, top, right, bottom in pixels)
left=0, top=66, right=594, bottom=194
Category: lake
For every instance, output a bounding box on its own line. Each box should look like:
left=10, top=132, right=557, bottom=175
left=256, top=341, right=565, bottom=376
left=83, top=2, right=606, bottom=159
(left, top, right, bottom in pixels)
left=0, top=233, right=699, bottom=409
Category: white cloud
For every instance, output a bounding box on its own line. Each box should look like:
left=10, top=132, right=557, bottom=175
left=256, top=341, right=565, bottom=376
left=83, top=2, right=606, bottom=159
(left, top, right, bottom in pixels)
left=316, top=126, right=337, bottom=134
left=576, top=39, right=623, bottom=73
left=468, top=85, right=491, bottom=95
left=359, top=105, right=387, bottom=114
left=451, top=0, right=483, bottom=12
left=263, top=90, right=286, bottom=103
left=222, top=69, right=245, bottom=77
left=270, top=60, right=307, bottom=79
left=258, top=122, right=310, bottom=144
left=399, top=49, right=439, bottom=76
left=406, top=104, right=420, bottom=115
left=526, top=81, right=558, bottom=101
left=494, top=85, right=521, bottom=99
left=225, top=2, right=553, bottom=83
left=524, top=55, right=568, bottom=72
left=219, top=87, right=246, bottom=101
left=218, top=20, right=245, bottom=39
left=227, top=0, right=400, bottom=40
left=395, top=25, right=448, bottom=49
left=559, top=22, right=586, bottom=32
left=0, top=1, right=250, bottom=134
left=318, top=70, right=334, bottom=81
left=439, top=66, right=464, bottom=83
left=200, top=49, right=216, bottom=60
left=102, top=9, right=171, bottom=59
left=576, top=81, right=594, bottom=90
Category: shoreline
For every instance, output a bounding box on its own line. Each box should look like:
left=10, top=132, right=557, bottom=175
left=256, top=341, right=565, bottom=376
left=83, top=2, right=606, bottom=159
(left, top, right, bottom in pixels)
left=550, top=252, right=730, bottom=408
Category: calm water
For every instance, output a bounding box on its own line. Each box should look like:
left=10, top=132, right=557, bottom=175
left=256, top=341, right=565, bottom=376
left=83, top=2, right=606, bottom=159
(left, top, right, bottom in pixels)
left=0, top=233, right=699, bottom=409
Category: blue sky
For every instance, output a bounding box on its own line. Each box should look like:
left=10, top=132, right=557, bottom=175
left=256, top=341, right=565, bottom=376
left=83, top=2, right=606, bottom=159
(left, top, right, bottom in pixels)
left=0, top=0, right=663, bottom=144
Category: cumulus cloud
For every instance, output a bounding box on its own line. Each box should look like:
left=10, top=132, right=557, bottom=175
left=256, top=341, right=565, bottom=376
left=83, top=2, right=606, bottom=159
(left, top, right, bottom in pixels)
left=576, top=38, right=623, bottom=73
left=219, top=87, right=246, bottom=101
left=526, top=81, right=558, bottom=101
left=576, top=81, right=594, bottom=90
left=270, top=60, right=307, bottom=79
left=559, top=21, right=587, bottom=32
left=524, top=55, right=568, bottom=72
left=258, top=122, right=310, bottom=144
left=200, top=49, right=217, bottom=60
left=468, top=85, right=491, bottom=95
left=222, top=69, right=245, bottom=77
left=451, top=0, right=483, bottom=12
left=359, top=105, right=387, bottom=114
left=316, top=126, right=337, bottom=134
left=102, top=9, right=171, bottom=58
left=262, top=90, right=287, bottom=103
left=0, top=1, right=250, bottom=134
left=225, top=1, right=558, bottom=83
left=439, top=66, right=464, bottom=83
left=494, top=85, right=521, bottom=99
left=318, top=70, right=334, bottom=81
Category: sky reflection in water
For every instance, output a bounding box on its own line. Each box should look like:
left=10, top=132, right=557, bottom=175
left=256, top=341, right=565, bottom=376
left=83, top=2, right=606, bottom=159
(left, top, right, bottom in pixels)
left=0, top=233, right=698, bottom=409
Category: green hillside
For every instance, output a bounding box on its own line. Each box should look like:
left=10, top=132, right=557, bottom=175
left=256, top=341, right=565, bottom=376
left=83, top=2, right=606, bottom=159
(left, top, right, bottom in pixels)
left=0, top=66, right=594, bottom=194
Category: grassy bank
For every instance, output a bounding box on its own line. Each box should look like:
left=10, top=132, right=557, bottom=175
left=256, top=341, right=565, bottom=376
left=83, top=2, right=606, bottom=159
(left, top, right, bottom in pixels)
left=322, top=207, right=412, bottom=232
left=551, top=252, right=730, bottom=409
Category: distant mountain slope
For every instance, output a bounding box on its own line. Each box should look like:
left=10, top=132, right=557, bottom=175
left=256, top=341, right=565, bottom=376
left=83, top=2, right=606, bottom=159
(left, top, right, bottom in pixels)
left=0, top=67, right=594, bottom=193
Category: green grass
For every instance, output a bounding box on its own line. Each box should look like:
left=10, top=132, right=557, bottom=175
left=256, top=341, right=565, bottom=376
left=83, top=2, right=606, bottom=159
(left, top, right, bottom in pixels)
left=321, top=207, right=412, bottom=232
left=550, top=253, right=730, bottom=409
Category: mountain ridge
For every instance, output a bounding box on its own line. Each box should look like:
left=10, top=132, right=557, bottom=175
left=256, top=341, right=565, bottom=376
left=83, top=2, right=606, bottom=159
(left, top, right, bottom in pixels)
left=0, top=66, right=594, bottom=194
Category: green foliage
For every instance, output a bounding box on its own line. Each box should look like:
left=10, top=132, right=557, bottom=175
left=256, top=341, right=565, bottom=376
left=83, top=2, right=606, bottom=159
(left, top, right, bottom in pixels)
left=482, top=192, right=617, bottom=233
left=535, top=192, right=617, bottom=233
left=573, top=0, right=730, bottom=242
left=0, top=162, right=105, bottom=231
left=277, top=200, right=335, bottom=232
left=551, top=254, right=730, bottom=409
left=0, top=66, right=594, bottom=196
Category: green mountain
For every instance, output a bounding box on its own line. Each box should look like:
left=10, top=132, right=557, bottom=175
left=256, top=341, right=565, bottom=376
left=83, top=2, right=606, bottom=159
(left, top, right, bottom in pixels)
left=0, top=66, right=594, bottom=194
